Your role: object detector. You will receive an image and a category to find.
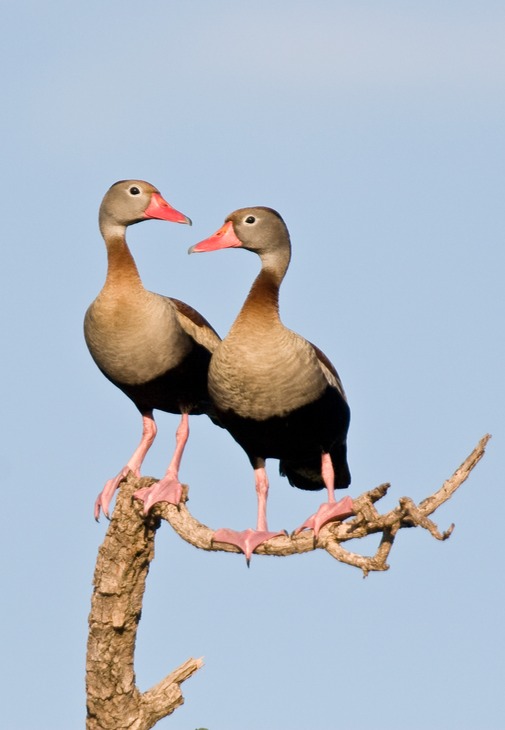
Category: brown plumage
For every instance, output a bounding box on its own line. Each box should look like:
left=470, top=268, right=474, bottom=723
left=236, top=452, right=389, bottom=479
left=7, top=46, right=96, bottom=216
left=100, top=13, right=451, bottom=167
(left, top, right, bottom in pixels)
left=189, top=206, right=352, bottom=560
left=85, top=180, right=220, bottom=519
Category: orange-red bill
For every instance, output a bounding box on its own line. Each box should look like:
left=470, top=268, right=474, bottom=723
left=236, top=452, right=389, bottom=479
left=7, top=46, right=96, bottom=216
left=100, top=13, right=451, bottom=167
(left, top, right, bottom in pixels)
left=144, top=192, right=192, bottom=225
left=188, top=220, right=242, bottom=253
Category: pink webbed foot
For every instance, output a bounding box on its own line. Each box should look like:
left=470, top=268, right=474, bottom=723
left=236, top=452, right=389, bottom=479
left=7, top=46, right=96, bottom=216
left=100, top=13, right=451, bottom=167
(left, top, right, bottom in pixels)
left=94, top=412, right=158, bottom=521
left=134, top=413, right=189, bottom=514
left=133, top=474, right=183, bottom=514
left=294, top=496, right=354, bottom=538
left=213, top=528, right=286, bottom=565
left=94, top=466, right=138, bottom=521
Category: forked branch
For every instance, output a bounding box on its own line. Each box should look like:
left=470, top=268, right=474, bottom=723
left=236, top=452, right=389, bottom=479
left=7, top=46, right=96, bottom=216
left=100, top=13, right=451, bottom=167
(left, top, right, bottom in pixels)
left=150, top=433, right=491, bottom=575
left=86, top=434, right=489, bottom=728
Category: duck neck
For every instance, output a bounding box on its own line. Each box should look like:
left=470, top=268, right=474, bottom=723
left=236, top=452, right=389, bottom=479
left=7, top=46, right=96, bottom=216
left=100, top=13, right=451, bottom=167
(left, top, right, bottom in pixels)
left=239, top=248, right=290, bottom=324
left=101, top=224, right=143, bottom=291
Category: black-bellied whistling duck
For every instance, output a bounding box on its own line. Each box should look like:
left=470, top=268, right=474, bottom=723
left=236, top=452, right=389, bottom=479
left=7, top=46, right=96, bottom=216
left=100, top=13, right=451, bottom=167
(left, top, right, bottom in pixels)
left=85, top=180, right=220, bottom=519
left=189, top=206, right=352, bottom=561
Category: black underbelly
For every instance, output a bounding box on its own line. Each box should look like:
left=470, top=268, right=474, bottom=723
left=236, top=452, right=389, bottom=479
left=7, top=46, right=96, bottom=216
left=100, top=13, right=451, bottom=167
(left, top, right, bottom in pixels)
left=217, top=386, right=350, bottom=465
left=106, top=346, right=213, bottom=416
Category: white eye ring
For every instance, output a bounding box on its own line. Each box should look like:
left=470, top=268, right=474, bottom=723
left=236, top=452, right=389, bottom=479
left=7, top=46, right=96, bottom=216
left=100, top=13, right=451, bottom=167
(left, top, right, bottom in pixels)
left=245, top=215, right=256, bottom=224
left=129, top=186, right=141, bottom=196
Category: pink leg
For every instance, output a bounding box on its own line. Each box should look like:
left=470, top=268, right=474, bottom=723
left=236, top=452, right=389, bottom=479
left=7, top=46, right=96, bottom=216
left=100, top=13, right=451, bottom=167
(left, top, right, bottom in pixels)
left=133, top=413, right=189, bottom=513
left=94, top=412, right=157, bottom=520
left=255, top=465, right=270, bottom=531
left=322, top=452, right=337, bottom=503
left=294, top=452, right=354, bottom=537
left=213, top=462, right=286, bottom=564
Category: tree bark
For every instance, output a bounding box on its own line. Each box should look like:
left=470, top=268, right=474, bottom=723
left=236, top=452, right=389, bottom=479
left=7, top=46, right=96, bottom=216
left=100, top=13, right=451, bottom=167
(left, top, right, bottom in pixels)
left=86, top=434, right=489, bottom=727
left=149, top=434, right=491, bottom=575
left=86, top=477, right=202, bottom=730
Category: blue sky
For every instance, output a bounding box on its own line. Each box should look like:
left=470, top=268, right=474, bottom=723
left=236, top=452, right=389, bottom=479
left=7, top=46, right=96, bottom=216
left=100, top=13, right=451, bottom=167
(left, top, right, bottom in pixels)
left=1, top=2, right=504, bottom=728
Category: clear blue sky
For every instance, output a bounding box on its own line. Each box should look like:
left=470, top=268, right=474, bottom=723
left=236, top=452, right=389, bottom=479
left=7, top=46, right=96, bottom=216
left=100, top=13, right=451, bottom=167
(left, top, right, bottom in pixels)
left=1, top=2, right=503, bottom=728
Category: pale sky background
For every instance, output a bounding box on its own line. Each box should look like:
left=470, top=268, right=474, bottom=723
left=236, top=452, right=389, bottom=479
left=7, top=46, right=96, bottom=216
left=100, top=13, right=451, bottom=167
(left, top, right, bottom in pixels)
left=1, top=2, right=504, bottom=729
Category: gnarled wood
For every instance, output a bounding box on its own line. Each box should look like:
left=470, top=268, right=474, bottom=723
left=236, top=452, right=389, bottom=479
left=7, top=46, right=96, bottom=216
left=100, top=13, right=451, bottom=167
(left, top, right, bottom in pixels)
left=86, top=477, right=202, bottom=730
left=149, top=434, right=490, bottom=575
left=86, top=434, right=489, bottom=727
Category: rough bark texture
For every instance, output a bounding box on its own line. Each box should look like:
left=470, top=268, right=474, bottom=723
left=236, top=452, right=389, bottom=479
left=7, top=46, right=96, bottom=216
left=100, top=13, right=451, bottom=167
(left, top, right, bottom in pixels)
left=150, top=434, right=490, bottom=575
left=86, top=434, right=489, bottom=728
left=86, top=479, right=202, bottom=730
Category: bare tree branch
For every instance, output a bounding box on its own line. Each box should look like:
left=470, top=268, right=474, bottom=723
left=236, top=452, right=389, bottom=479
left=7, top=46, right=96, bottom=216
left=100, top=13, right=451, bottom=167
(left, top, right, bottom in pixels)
left=86, top=434, right=489, bottom=727
left=150, top=433, right=491, bottom=575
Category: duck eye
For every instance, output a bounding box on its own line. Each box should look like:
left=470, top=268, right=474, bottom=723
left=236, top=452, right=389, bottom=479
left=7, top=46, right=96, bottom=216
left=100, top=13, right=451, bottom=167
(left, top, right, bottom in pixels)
left=129, top=186, right=141, bottom=195
left=245, top=215, right=256, bottom=224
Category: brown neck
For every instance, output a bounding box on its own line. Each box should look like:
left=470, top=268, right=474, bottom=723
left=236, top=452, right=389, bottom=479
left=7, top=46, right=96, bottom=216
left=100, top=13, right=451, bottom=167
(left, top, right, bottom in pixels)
left=235, top=267, right=282, bottom=327
left=242, top=247, right=290, bottom=315
left=103, top=232, right=143, bottom=291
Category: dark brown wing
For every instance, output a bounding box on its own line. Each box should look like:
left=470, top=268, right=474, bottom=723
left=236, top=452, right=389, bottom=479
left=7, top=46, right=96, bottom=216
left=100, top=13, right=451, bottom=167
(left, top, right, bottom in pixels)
left=308, top=341, right=348, bottom=402
left=169, top=297, right=221, bottom=353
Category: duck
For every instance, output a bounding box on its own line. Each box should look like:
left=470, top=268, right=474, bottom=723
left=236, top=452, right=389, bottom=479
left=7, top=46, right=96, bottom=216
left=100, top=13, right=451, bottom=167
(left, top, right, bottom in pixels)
left=85, top=179, right=220, bottom=519
left=189, top=206, right=353, bottom=561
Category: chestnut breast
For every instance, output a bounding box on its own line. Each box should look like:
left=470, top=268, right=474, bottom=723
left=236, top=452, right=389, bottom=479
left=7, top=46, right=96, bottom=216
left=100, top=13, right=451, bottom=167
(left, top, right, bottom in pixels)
left=208, top=321, right=328, bottom=420
left=84, top=290, right=192, bottom=386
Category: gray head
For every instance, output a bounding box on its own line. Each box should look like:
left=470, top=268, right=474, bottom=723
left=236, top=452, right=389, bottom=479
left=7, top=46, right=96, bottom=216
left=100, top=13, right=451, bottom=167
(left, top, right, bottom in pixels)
left=99, top=179, right=191, bottom=237
left=224, top=207, right=290, bottom=256
left=189, top=206, right=291, bottom=270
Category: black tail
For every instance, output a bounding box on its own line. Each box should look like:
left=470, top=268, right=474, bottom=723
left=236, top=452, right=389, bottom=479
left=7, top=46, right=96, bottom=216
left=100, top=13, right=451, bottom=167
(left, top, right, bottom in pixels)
left=279, top=443, right=351, bottom=492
